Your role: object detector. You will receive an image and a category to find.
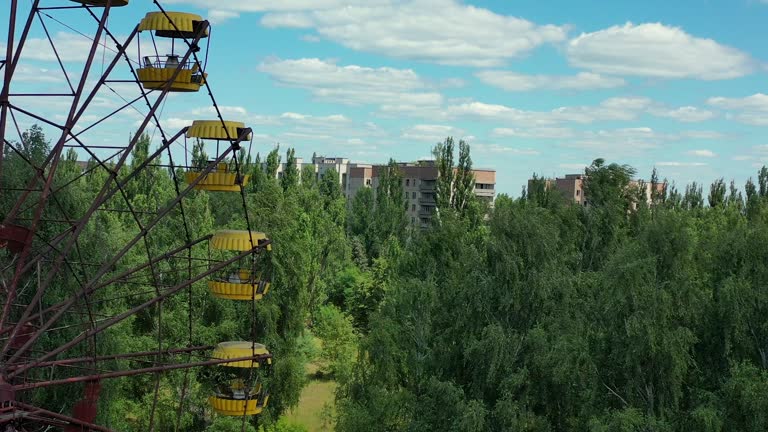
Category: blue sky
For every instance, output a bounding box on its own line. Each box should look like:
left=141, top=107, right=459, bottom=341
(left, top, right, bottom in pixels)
left=3, top=0, right=768, bottom=195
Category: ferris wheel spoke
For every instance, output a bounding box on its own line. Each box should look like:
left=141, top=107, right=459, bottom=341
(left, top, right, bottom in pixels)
left=8, top=240, right=271, bottom=379
left=0, top=234, right=212, bottom=342
left=13, top=351, right=272, bottom=392
left=33, top=9, right=76, bottom=95
left=1, top=4, right=274, bottom=427
left=12, top=402, right=117, bottom=432
left=3, top=124, right=190, bottom=310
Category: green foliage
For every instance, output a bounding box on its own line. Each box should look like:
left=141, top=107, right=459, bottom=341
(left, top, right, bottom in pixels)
left=266, top=146, right=281, bottom=178
left=281, top=148, right=299, bottom=191
left=433, top=136, right=478, bottom=219
left=334, top=160, right=768, bottom=432
left=11, top=126, right=768, bottom=432
left=192, top=137, right=208, bottom=170
left=313, top=305, right=358, bottom=382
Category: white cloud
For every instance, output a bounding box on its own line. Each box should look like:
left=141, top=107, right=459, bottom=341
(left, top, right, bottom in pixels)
left=707, top=93, right=768, bottom=125
left=258, top=58, right=443, bottom=107
left=648, top=106, right=716, bottom=122
left=492, top=127, right=575, bottom=139
left=656, top=161, right=708, bottom=167
left=473, top=143, right=540, bottom=156
left=562, top=127, right=664, bottom=157
left=259, top=1, right=567, bottom=67
left=559, top=163, right=588, bottom=171
left=169, top=0, right=567, bottom=66
left=707, top=93, right=768, bottom=111
left=567, top=22, right=756, bottom=79
left=401, top=124, right=465, bottom=142
left=680, top=130, right=725, bottom=139
left=686, top=149, right=717, bottom=158
left=208, top=10, right=240, bottom=24
left=1, top=32, right=170, bottom=65
left=476, top=71, right=626, bottom=91
left=447, top=97, right=649, bottom=125
left=733, top=155, right=754, bottom=161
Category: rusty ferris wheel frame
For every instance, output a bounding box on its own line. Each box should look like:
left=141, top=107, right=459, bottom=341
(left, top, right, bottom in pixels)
left=0, top=1, right=269, bottom=430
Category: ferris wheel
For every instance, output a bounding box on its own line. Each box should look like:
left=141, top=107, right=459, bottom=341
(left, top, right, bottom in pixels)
left=0, top=1, right=274, bottom=430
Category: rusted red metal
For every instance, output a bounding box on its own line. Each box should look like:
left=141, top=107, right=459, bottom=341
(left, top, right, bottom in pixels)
left=6, top=322, right=35, bottom=351
left=66, top=380, right=100, bottom=432
left=0, top=224, right=29, bottom=253
left=0, top=378, right=15, bottom=409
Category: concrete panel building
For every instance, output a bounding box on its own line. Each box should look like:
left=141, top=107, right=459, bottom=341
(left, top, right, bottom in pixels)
left=530, top=173, right=665, bottom=208
left=262, top=153, right=496, bottom=226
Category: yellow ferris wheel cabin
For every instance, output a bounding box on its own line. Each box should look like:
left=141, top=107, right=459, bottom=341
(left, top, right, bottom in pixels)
left=136, top=12, right=209, bottom=92
left=211, top=230, right=271, bottom=252
left=208, top=268, right=271, bottom=301
left=209, top=342, right=271, bottom=416
left=184, top=121, right=253, bottom=192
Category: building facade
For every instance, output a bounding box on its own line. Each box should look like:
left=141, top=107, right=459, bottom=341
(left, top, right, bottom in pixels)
left=348, top=160, right=496, bottom=228
left=530, top=173, right=666, bottom=207
left=264, top=154, right=497, bottom=226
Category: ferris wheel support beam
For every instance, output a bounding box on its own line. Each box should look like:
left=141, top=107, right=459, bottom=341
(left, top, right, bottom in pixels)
left=2, top=3, right=118, bottom=227
left=10, top=402, right=116, bottom=432
left=7, top=126, right=187, bottom=279
left=9, top=238, right=271, bottom=378
left=0, top=4, right=122, bottom=349
left=14, top=353, right=273, bottom=392
left=5, top=345, right=214, bottom=371
left=0, top=0, right=18, bottom=187
left=0, top=234, right=213, bottom=339
left=1, top=7, right=205, bottom=343
left=5, top=125, right=243, bottom=369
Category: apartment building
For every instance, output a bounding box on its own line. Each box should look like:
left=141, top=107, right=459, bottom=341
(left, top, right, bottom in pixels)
left=530, top=173, right=665, bottom=207
left=269, top=155, right=355, bottom=189
left=348, top=160, right=496, bottom=227
left=263, top=154, right=497, bottom=226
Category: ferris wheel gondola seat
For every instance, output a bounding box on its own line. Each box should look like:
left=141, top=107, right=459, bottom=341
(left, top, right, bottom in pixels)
left=70, top=0, right=129, bottom=6
left=208, top=395, right=267, bottom=416
left=184, top=163, right=251, bottom=192
left=138, top=12, right=209, bottom=39
left=136, top=66, right=207, bottom=92
left=208, top=278, right=270, bottom=301
left=210, top=230, right=271, bottom=252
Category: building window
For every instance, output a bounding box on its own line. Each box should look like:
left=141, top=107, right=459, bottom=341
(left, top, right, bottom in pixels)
left=412, top=191, right=416, bottom=199
left=365, top=179, right=371, bottom=186
left=576, top=190, right=580, bottom=196
left=412, top=204, right=416, bottom=211
left=406, top=179, right=410, bottom=186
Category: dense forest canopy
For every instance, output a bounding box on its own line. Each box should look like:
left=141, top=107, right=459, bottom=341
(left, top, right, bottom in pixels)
left=2, top=129, right=767, bottom=431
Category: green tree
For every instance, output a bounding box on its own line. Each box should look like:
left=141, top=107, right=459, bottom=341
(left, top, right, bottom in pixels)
left=708, top=178, right=726, bottom=208
left=265, top=146, right=281, bottom=179
left=281, top=148, right=299, bottom=191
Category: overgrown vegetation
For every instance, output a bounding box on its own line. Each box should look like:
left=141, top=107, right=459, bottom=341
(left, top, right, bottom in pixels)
left=3, top=130, right=767, bottom=431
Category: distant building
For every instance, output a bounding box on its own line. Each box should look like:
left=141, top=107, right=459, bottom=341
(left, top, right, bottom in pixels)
left=262, top=154, right=496, bottom=226
left=529, top=173, right=666, bottom=208
left=348, top=160, right=496, bottom=228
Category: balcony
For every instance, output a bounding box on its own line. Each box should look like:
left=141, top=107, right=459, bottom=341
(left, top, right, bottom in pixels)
left=420, top=194, right=436, bottom=205
left=419, top=207, right=436, bottom=217
left=420, top=181, right=436, bottom=192
left=474, top=189, right=494, bottom=198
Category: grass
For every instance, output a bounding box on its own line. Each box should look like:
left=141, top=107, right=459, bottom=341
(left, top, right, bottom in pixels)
left=284, top=376, right=337, bottom=431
